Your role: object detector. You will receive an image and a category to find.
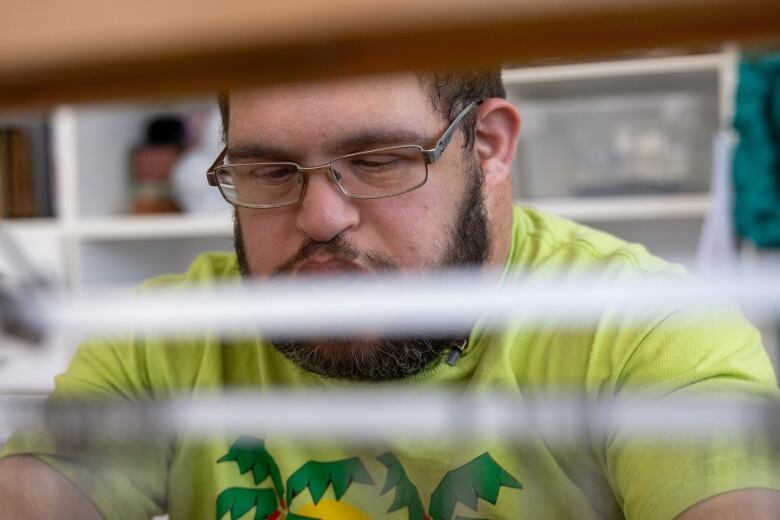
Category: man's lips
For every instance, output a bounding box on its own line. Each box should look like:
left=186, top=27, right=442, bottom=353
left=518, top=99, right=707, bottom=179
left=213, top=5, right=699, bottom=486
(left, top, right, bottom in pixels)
left=293, top=258, right=366, bottom=275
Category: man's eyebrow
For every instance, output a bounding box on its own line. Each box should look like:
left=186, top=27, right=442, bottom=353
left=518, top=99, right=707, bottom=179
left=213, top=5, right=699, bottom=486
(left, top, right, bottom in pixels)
left=327, top=130, right=433, bottom=155
left=227, top=144, right=295, bottom=162
left=227, top=129, right=433, bottom=164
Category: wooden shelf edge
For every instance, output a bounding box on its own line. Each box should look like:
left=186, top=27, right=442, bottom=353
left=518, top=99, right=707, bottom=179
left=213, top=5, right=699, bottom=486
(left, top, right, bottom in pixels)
left=2, top=0, right=779, bottom=108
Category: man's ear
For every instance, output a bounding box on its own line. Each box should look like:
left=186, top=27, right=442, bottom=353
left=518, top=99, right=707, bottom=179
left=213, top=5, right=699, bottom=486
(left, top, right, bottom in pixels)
left=473, top=98, right=521, bottom=189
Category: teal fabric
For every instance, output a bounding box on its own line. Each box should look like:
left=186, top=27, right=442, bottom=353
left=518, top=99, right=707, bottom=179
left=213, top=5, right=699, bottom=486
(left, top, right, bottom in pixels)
left=733, top=53, right=780, bottom=247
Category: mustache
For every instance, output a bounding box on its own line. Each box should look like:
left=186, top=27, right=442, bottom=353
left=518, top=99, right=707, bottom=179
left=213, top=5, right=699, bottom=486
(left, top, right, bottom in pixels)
left=273, top=236, right=395, bottom=275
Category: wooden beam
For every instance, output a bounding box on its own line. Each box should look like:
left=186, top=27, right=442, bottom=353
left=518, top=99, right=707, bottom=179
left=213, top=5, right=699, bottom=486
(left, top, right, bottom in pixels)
left=1, top=0, right=778, bottom=108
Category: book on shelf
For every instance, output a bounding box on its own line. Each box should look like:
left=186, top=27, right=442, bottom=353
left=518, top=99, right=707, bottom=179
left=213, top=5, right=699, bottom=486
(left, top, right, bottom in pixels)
left=0, top=121, right=53, bottom=219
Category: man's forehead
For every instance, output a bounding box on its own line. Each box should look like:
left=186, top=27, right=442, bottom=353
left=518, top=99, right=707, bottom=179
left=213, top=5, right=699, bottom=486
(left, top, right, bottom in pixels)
left=225, top=73, right=442, bottom=160
left=228, top=73, right=434, bottom=135
left=232, top=72, right=423, bottom=106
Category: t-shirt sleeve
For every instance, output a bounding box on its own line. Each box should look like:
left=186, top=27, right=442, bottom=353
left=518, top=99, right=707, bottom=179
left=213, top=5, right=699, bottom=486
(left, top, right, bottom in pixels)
left=1, top=334, right=172, bottom=520
left=605, top=304, right=780, bottom=520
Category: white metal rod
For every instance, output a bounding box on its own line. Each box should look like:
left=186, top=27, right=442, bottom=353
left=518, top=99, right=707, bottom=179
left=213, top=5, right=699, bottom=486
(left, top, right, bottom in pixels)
left=1, top=392, right=776, bottom=444
left=25, top=269, right=780, bottom=340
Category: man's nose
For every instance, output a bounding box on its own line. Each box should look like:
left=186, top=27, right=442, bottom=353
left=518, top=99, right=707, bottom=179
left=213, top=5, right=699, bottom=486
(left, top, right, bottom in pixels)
left=295, top=168, right=360, bottom=242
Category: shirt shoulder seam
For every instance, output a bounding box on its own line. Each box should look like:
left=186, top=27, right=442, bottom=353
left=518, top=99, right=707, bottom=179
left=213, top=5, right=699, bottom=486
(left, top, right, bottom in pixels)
left=523, top=229, right=662, bottom=277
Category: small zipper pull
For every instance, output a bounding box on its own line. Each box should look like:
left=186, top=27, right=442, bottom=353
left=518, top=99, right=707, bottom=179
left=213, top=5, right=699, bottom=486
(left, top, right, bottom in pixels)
left=445, top=339, right=468, bottom=366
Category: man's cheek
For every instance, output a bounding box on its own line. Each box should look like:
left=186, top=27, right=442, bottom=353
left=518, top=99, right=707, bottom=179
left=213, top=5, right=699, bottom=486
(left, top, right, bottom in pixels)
left=376, top=219, right=446, bottom=267
left=245, top=233, right=292, bottom=273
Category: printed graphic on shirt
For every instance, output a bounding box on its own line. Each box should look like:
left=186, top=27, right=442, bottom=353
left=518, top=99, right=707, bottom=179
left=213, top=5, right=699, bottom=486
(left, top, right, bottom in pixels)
left=216, top=436, right=522, bottom=520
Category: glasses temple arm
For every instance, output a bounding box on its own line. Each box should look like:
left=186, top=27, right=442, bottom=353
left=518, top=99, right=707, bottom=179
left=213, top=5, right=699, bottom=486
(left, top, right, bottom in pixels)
left=206, top=147, right=228, bottom=186
left=421, top=100, right=481, bottom=164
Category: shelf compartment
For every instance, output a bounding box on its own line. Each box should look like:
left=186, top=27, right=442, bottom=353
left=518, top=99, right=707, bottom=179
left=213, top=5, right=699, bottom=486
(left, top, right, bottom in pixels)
left=0, top=218, right=65, bottom=281
left=78, top=234, right=234, bottom=286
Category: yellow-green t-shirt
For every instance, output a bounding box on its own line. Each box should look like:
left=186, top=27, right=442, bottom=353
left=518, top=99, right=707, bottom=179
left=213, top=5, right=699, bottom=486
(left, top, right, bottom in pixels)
left=3, top=206, right=779, bottom=520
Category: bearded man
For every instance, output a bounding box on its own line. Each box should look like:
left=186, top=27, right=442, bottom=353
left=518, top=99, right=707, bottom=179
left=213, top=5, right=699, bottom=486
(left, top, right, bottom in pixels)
left=1, top=71, right=779, bottom=519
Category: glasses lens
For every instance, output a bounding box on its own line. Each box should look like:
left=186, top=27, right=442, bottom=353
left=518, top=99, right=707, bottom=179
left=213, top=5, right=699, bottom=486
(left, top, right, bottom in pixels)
left=216, top=164, right=302, bottom=207
left=331, top=146, right=427, bottom=198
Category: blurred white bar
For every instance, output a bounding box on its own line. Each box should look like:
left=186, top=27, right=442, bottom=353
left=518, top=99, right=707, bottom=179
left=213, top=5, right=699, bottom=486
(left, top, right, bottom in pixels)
left=22, top=269, right=780, bottom=340
left=174, top=391, right=774, bottom=441
left=1, top=391, right=776, bottom=444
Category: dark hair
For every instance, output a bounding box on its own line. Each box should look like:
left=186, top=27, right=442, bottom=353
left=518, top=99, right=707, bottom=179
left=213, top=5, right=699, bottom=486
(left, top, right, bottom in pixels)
left=218, top=69, right=505, bottom=150
left=218, top=94, right=230, bottom=143
left=416, top=69, right=505, bottom=150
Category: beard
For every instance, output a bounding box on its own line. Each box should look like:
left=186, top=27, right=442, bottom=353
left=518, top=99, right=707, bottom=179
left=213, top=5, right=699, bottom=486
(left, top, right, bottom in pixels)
left=234, top=159, right=491, bottom=381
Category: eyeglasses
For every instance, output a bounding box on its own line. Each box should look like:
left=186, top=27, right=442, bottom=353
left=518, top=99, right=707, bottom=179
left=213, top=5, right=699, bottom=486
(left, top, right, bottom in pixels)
left=206, top=101, right=480, bottom=209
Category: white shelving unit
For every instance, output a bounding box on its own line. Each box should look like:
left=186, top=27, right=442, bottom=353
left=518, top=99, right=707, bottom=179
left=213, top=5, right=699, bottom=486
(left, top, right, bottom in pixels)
left=503, top=48, right=738, bottom=267
left=3, top=101, right=234, bottom=289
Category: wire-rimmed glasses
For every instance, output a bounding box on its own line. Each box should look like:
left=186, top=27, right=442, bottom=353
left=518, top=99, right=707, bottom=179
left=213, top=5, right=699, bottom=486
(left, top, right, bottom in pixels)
left=206, top=101, right=480, bottom=209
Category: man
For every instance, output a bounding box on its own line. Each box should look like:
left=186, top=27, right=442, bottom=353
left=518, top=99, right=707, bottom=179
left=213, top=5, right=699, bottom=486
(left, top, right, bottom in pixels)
left=1, top=70, right=779, bottom=519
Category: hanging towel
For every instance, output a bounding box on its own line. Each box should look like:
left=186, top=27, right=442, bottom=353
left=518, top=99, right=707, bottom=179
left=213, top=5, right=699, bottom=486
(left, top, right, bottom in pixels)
left=697, top=131, right=738, bottom=275
left=732, top=53, right=780, bottom=247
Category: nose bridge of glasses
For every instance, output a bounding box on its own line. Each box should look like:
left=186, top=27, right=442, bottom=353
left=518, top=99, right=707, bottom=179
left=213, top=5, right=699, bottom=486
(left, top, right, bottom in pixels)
left=297, top=163, right=342, bottom=184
